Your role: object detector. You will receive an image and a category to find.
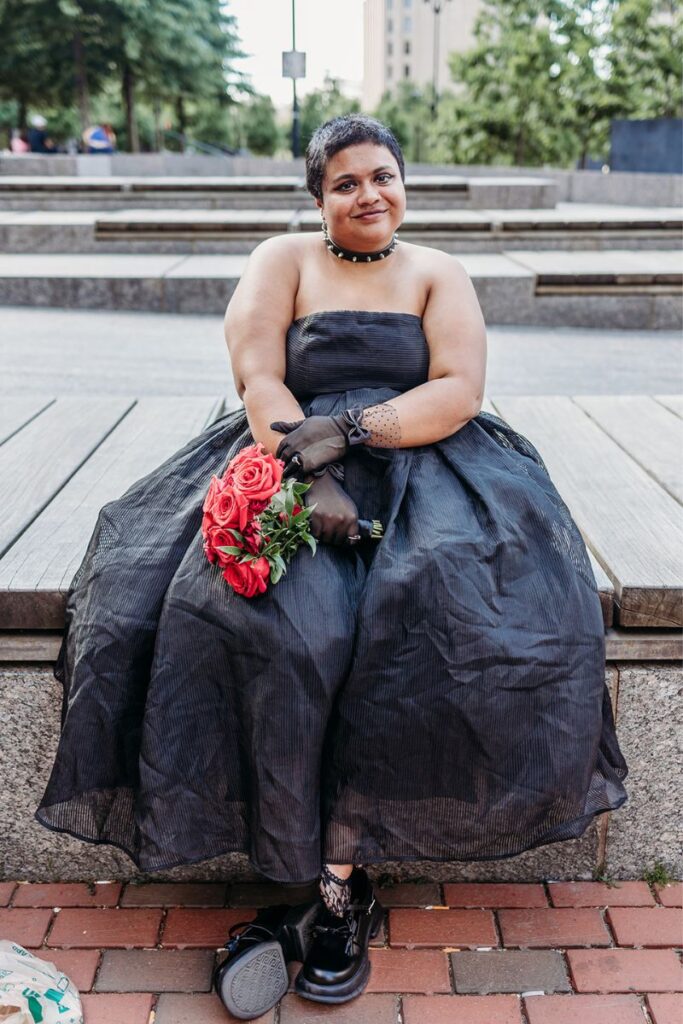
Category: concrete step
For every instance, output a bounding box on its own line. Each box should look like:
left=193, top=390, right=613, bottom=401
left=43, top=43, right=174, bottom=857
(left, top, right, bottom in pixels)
left=0, top=250, right=679, bottom=328
left=0, top=173, right=556, bottom=210
left=1, top=204, right=679, bottom=254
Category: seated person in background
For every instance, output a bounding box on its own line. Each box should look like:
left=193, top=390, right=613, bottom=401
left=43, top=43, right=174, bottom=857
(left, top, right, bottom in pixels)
left=27, top=115, right=55, bottom=153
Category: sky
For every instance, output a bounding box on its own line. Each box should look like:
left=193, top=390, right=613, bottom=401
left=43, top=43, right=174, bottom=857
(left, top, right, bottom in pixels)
left=226, top=0, right=365, bottom=108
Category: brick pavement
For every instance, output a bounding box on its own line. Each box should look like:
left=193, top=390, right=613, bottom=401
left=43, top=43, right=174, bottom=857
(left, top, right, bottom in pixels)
left=0, top=879, right=680, bottom=1023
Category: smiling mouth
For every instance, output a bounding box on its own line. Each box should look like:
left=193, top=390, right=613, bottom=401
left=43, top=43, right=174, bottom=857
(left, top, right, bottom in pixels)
left=355, top=210, right=387, bottom=219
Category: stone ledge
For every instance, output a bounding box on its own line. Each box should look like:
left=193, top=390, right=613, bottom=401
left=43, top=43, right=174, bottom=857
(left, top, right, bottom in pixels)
left=4, top=662, right=681, bottom=881
left=2, top=627, right=680, bottom=664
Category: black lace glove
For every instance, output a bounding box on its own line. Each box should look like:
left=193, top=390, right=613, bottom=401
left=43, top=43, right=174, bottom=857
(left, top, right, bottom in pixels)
left=303, top=467, right=359, bottom=546
left=270, top=407, right=370, bottom=478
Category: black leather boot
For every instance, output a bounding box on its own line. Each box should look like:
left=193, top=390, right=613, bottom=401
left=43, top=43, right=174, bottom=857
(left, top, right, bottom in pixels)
left=294, top=866, right=384, bottom=1003
left=213, top=900, right=321, bottom=1019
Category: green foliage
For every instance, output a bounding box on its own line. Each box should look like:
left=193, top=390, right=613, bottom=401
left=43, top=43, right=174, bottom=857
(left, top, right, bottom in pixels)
left=435, top=0, right=611, bottom=166
left=641, top=860, right=674, bottom=886
left=220, top=480, right=317, bottom=586
left=298, top=77, right=361, bottom=153
left=607, top=0, right=682, bottom=117
left=374, top=82, right=435, bottom=162
left=371, top=0, right=680, bottom=168
left=243, top=94, right=279, bottom=156
left=0, top=0, right=250, bottom=149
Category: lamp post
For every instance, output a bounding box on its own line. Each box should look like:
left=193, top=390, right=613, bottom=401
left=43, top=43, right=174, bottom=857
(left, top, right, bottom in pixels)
left=283, top=0, right=306, bottom=158
left=423, top=0, right=452, bottom=118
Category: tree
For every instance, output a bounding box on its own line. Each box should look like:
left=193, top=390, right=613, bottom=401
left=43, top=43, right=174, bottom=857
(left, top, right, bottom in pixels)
left=0, top=0, right=107, bottom=134
left=243, top=94, right=279, bottom=156
left=432, top=0, right=610, bottom=167
left=429, top=0, right=680, bottom=168
left=606, top=0, right=682, bottom=118
left=372, top=82, right=435, bottom=162
left=0, top=0, right=249, bottom=150
left=299, top=76, right=360, bottom=152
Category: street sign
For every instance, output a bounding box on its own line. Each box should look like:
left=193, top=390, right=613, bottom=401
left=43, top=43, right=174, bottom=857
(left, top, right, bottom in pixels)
left=283, top=50, right=306, bottom=79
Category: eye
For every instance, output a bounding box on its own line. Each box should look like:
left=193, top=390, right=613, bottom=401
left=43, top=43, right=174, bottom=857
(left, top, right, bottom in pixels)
left=336, top=173, right=394, bottom=192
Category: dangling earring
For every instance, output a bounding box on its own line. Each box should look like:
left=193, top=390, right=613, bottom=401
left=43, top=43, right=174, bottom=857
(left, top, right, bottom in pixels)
left=321, top=213, right=327, bottom=233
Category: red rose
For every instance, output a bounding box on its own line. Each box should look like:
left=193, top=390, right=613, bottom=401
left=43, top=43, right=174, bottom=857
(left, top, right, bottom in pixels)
left=206, top=525, right=243, bottom=568
left=225, top=443, right=284, bottom=504
left=240, top=520, right=263, bottom=555
left=203, top=477, right=250, bottom=532
left=222, top=556, right=270, bottom=597
left=202, top=474, right=223, bottom=514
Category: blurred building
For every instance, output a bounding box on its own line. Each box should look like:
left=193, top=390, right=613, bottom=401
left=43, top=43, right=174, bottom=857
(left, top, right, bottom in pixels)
left=363, top=0, right=483, bottom=109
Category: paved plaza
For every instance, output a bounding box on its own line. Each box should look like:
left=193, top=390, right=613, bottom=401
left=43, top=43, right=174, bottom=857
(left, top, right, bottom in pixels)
left=0, top=879, right=681, bottom=1024
left=1, top=160, right=681, bottom=1024
left=1, top=306, right=681, bottom=398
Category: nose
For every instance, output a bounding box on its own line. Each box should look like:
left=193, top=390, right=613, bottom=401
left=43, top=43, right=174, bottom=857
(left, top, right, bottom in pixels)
left=357, top=180, right=381, bottom=205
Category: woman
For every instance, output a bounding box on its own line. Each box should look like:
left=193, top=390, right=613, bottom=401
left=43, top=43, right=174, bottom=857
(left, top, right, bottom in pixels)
left=36, top=115, right=628, bottom=1016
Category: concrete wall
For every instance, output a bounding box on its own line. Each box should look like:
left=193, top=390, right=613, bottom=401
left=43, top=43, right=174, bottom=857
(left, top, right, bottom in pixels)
left=1, top=662, right=679, bottom=883
left=1, top=153, right=681, bottom=206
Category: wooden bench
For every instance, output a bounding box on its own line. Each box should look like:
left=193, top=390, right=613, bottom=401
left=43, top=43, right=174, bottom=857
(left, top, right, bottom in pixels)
left=1, top=394, right=681, bottom=881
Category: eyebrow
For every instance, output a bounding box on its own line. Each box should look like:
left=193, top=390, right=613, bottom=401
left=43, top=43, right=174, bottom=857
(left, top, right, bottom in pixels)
left=331, top=165, right=393, bottom=184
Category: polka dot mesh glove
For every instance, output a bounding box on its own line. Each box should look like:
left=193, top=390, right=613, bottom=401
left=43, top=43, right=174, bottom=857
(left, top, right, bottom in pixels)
left=271, top=403, right=402, bottom=479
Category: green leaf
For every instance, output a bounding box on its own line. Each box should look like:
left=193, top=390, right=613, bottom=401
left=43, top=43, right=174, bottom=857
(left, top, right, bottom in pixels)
left=217, top=545, right=244, bottom=556
left=305, top=536, right=317, bottom=555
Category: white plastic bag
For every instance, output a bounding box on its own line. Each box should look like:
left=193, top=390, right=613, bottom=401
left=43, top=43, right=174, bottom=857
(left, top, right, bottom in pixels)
left=0, top=991, right=33, bottom=1024
left=0, top=941, right=83, bottom=1024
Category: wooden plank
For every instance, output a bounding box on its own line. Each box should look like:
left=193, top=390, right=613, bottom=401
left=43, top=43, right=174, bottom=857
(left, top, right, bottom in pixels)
left=0, top=396, right=54, bottom=446
left=0, top=397, right=134, bottom=563
left=573, top=395, right=683, bottom=505
left=478, top=400, right=614, bottom=626
left=490, top=395, right=683, bottom=628
left=655, top=394, right=683, bottom=419
left=587, top=549, right=614, bottom=628
left=0, top=632, right=62, bottom=662
left=604, top=628, right=683, bottom=662
left=0, top=397, right=224, bottom=629
left=2, top=628, right=680, bottom=665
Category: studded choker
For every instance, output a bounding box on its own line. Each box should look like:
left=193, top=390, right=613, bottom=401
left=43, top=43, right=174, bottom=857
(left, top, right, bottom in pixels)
left=322, top=220, right=398, bottom=263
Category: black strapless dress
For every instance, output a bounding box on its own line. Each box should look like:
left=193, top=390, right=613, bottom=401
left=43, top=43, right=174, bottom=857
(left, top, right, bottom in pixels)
left=35, top=311, right=628, bottom=882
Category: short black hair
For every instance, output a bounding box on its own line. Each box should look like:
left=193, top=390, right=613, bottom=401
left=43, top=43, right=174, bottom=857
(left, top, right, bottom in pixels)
left=305, top=114, right=405, bottom=201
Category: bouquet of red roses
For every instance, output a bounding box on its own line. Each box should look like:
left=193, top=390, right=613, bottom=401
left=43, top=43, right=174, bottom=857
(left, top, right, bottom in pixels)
left=202, top=442, right=316, bottom=598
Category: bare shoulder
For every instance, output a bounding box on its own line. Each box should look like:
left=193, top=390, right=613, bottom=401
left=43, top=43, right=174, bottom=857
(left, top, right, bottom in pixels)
left=402, top=241, right=471, bottom=287
left=247, top=232, right=305, bottom=263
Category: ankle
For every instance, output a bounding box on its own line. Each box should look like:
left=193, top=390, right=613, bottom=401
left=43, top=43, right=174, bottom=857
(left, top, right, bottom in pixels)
left=319, top=862, right=355, bottom=916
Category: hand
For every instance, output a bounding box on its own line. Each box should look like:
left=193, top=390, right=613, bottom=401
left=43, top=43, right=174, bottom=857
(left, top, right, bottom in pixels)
left=303, top=469, right=360, bottom=546
left=270, top=408, right=370, bottom=477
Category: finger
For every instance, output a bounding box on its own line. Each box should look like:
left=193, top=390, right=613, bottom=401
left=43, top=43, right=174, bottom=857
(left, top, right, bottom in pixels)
left=281, top=460, right=302, bottom=479
left=346, top=522, right=360, bottom=542
left=331, top=520, right=348, bottom=546
left=270, top=420, right=304, bottom=433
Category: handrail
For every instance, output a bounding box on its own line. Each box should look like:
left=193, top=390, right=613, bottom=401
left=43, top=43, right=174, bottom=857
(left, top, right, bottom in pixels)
left=161, top=130, right=239, bottom=157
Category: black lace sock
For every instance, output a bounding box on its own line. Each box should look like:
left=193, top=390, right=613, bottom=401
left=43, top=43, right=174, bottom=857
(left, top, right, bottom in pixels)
left=319, top=864, right=354, bottom=917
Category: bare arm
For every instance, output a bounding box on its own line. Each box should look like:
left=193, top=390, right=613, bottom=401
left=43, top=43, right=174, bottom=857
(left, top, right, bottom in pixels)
left=360, top=254, right=487, bottom=447
left=224, top=236, right=305, bottom=457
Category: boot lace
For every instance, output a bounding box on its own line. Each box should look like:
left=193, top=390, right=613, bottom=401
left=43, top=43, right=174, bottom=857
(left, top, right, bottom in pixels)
left=311, top=901, right=375, bottom=956
left=224, top=919, right=277, bottom=955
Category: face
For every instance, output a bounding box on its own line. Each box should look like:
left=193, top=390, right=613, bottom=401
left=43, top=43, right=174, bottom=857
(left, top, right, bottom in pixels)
left=316, top=142, right=406, bottom=253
